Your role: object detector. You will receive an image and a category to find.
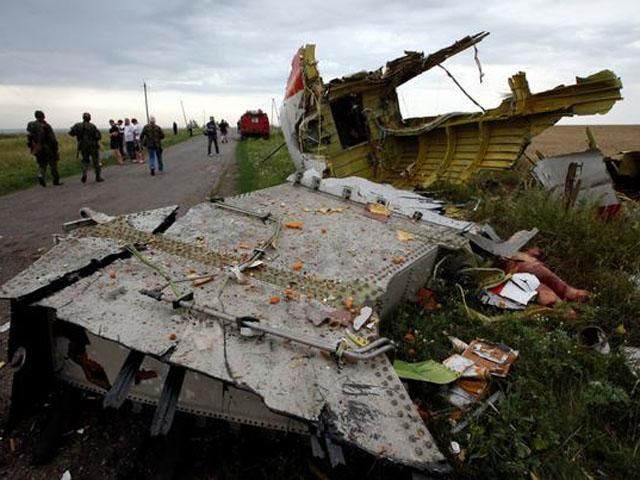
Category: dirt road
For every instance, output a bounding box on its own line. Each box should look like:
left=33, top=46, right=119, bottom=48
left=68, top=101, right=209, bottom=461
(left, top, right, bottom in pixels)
left=0, top=135, right=238, bottom=285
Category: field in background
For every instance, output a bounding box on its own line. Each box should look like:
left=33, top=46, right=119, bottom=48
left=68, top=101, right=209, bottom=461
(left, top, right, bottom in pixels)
left=0, top=128, right=193, bottom=196
left=530, top=125, right=640, bottom=157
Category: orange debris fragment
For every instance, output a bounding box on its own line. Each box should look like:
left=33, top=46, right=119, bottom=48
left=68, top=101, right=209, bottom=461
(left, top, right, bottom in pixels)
left=285, top=221, right=304, bottom=229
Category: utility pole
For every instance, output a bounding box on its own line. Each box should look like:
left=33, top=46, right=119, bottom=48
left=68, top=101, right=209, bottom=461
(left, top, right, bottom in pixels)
left=271, top=97, right=280, bottom=127
left=143, top=81, right=150, bottom=123
left=180, top=99, right=188, bottom=128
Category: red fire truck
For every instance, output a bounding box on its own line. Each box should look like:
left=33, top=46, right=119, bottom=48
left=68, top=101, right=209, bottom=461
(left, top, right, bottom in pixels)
left=238, top=110, right=270, bottom=139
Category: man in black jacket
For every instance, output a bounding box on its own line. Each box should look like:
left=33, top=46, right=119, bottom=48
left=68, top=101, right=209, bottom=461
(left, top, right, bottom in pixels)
left=205, top=116, right=219, bottom=156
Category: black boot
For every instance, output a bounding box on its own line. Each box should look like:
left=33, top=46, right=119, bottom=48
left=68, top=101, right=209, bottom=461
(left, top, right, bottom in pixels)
left=96, top=174, right=104, bottom=183
left=81, top=172, right=87, bottom=183
left=38, top=176, right=46, bottom=187
left=53, top=177, right=62, bottom=186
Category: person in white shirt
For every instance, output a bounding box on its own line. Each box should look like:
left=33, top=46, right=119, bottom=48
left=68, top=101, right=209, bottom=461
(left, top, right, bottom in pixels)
left=123, top=118, right=136, bottom=161
left=131, top=118, right=144, bottom=164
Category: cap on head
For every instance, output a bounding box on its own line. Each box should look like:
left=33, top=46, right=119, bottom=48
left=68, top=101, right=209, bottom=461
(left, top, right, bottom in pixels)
left=210, top=116, right=214, bottom=121
left=34, top=110, right=45, bottom=120
left=82, top=112, right=91, bottom=121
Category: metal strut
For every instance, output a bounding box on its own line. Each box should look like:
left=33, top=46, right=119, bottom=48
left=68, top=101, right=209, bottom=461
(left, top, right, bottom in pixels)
left=103, top=350, right=146, bottom=409
left=150, top=365, right=186, bottom=436
left=141, top=290, right=395, bottom=362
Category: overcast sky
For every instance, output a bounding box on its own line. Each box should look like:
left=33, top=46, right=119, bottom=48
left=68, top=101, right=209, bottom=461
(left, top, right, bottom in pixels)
left=0, top=0, right=638, bottom=129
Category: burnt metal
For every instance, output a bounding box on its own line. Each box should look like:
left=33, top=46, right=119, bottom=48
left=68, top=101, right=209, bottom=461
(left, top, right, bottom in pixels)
left=103, top=350, right=146, bottom=409
left=150, top=365, right=186, bottom=437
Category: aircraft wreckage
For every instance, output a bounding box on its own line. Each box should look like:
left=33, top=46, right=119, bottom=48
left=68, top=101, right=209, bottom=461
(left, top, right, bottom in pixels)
left=281, top=32, right=622, bottom=186
left=0, top=32, right=623, bottom=475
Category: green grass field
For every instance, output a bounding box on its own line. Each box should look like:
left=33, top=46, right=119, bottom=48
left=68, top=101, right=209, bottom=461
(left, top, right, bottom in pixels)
left=233, top=136, right=640, bottom=478
left=234, top=129, right=295, bottom=193
left=0, top=128, right=193, bottom=196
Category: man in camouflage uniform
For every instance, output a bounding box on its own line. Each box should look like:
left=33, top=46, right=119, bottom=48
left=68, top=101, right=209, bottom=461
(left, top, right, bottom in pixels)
left=140, top=116, right=165, bottom=176
left=69, top=112, right=103, bottom=183
left=26, top=110, right=61, bottom=187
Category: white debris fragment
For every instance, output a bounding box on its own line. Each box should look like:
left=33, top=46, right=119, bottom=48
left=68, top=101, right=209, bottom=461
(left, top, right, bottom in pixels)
left=353, top=306, right=373, bottom=331
left=61, top=470, right=72, bottom=480
left=0, top=321, right=10, bottom=334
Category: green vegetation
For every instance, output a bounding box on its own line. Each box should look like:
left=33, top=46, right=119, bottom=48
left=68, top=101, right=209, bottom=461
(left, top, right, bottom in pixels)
left=0, top=128, right=193, bottom=196
left=234, top=140, right=640, bottom=478
left=235, top=129, right=295, bottom=193
left=384, top=179, right=640, bottom=479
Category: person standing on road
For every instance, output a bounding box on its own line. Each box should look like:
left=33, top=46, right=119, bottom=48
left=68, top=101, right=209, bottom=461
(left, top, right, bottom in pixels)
left=69, top=112, right=103, bottom=183
left=205, top=116, right=219, bottom=156
left=132, top=118, right=144, bottom=163
left=109, top=119, right=124, bottom=165
left=140, top=116, right=165, bottom=176
left=26, top=110, right=62, bottom=187
left=117, top=119, right=125, bottom=159
left=219, top=119, right=229, bottom=144
left=123, top=118, right=136, bottom=161
left=172, top=121, right=178, bottom=135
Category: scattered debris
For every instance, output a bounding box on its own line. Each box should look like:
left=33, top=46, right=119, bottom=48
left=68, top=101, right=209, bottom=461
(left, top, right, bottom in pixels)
left=285, top=221, right=304, bottom=229
left=269, top=296, right=281, bottom=305
left=366, top=203, right=392, bottom=218
left=0, top=321, right=10, bottom=334
left=396, top=229, right=416, bottom=242
left=292, top=260, right=304, bottom=272
left=352, top=306, right=373, bottom=331
left=577, top=326, right=611, bottom=354
left=393, top=359, right=460, bottom=384
left=622, top=347, right=640, bottom=377
left=481, top=273, right=540, bottom=309
left=392, top=256, right=406, bottom=265
left=192, top=275, right=214, bottom=287
left=462, top=339, right=519, bottom=378
left=0, top=361, right=5, bottom=370
left=61, top=470, right=72, bottom=480
left=532, top=149, right=619, bottom=209
left=466, top=226, right=538, bottom=258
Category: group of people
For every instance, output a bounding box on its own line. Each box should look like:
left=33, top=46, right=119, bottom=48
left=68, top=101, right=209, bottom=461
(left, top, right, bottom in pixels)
left=26, top=111, right=168, bottom=186
left=108, top=117, right=144, bottom=166
left=204, top=117, right=230, bottom=156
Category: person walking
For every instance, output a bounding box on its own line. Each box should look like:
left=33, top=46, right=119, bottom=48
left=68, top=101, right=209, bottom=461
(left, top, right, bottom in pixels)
left=219, top=119, right=229, bottom=143
left=140, top=116, right=165, bottom=176
left=109, top=119, right=124, bottom=165
left=69, top=112, right=103, bottom=183
left=26, top=110, right=62, bottom=187
left=172, top=121, right=178, bottom=135
left=205, top=116, right=219, bottom=156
